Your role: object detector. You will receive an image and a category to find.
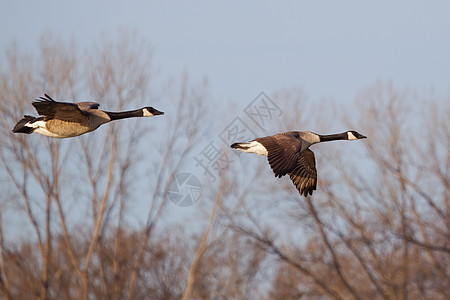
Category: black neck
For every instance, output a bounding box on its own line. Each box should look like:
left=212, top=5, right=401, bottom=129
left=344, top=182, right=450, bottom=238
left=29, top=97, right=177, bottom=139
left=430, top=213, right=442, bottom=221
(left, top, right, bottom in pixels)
left=318, top=132, right=347, bottom=142
left=105, top=109, right=143, bottom=121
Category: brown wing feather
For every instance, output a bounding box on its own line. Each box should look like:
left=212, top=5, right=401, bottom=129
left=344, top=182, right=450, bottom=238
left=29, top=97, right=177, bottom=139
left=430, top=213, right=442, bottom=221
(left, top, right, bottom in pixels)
left=32, top=94, right=88, bottom=122
left=288, top=149, right=317, bottom=197
left=256, top=132, right=302, bottom=178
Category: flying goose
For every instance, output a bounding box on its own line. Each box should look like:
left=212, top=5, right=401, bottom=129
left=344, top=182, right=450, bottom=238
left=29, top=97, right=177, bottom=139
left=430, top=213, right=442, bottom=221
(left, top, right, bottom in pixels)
left=13, top=94, right=164, bottom=138
left=231, top=131, right=367, bottom=196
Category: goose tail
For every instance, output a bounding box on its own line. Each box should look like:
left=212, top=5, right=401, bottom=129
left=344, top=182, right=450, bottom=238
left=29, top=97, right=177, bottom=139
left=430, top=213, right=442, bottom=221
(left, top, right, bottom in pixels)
left=230, top=140, right=268, bottom=156
left=231, top=142, right=250, bottom=151
left=12, top=115, right=37, bottom=134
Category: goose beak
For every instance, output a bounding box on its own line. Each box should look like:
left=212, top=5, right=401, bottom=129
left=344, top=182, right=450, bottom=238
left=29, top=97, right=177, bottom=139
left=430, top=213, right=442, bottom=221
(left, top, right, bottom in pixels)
left=152, top=109, right=164, bottom=116
left=360, top=135, right=367, bottom=139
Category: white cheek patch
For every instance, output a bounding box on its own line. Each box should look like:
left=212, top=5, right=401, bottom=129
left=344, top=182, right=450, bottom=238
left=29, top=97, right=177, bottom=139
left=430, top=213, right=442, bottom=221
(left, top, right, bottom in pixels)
left=142, top=108, right=154, bottom=117
left=347, top=131, right=357, bottom=140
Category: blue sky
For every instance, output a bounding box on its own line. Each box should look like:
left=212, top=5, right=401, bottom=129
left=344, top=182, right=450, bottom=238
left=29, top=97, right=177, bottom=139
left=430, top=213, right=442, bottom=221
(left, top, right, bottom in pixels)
left=2, top=0, right=450, bottom=102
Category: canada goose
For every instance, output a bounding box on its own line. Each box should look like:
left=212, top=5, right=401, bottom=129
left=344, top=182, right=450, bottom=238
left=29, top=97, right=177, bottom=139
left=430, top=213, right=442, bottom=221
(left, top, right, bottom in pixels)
left=13, top=94, right=164, bottom=138
left=231, top=131, right=367, bottom=196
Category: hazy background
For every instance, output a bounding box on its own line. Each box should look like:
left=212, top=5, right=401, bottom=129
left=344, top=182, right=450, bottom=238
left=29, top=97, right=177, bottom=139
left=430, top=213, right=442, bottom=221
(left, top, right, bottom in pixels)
left=0, top=1, right=449, bottom=299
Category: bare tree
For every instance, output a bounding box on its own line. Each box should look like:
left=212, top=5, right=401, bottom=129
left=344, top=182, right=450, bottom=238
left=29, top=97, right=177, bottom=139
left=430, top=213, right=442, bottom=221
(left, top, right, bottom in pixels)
left=0, top=32, right=209, bottom=300
left=1, top=33, right=448, bottom=300
left=220, top=83, right=450, bottom=300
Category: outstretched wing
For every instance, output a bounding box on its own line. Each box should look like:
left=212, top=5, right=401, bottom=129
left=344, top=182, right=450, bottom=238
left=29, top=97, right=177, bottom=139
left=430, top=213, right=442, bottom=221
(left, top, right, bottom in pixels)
left=288, top=149, right=317, bottom=197
left=32, top=94, right=88, bottom=122
left=256, top=132, right=302, bottom=178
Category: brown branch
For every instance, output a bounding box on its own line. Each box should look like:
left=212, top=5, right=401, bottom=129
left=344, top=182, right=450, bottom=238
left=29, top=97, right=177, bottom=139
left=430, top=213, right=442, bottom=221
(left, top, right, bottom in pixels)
left=305, top=197, right=362, bottom=300
left=82, top=132, right=117, bottom=299
left=0, top=213, right=12, bottom=300
left=235, top=225, right=345, bottom=300
left=182, top=178, right=223, bottom=300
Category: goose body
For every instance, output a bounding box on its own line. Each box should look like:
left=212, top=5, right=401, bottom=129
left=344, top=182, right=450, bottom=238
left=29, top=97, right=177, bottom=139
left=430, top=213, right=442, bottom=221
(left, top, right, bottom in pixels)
left=231, top=130, right=366, bottom=196
left=13, top=94, right=164, bottom=138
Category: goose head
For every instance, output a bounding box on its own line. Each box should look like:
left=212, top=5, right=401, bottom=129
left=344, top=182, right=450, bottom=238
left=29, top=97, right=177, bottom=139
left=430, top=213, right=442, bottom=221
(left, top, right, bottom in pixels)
left=143, top=107, right=164, bottom=117
left=347, top=131, right=367, bottom=140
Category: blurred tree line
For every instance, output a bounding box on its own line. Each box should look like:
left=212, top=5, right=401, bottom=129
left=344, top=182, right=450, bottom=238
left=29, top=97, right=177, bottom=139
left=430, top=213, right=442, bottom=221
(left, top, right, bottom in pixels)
left=0, top=33, right=448, bottom=300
